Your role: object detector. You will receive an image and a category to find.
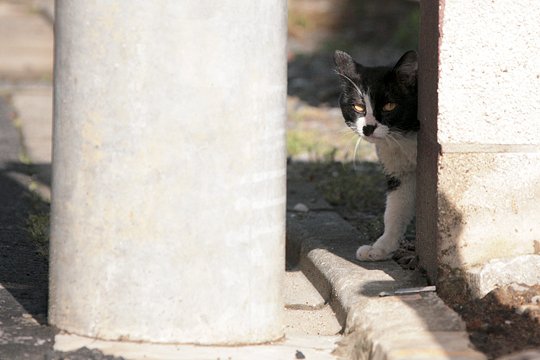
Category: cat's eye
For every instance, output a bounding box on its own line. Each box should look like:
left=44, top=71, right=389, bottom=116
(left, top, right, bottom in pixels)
left=353, top=104, right=365, bottom=113
left=383, top=103, right=397, bottom=112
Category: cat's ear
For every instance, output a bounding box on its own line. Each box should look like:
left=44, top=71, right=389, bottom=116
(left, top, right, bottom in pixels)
left=334, top=50, right=361, bottom=79
left=393, top=50, right=418, bottom=88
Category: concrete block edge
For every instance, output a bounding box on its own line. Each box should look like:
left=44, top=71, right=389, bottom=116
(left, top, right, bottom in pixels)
left=286, top=183, right=487, bottom=359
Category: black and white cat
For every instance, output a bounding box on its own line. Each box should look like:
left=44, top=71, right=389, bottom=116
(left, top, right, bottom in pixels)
left=334, top=50, right=419, bottom=261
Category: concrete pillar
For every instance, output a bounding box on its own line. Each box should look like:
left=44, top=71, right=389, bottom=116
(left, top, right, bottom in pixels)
left=49, top=1, right=286, bottom=344
left=417, top=0, right=540, bottom=298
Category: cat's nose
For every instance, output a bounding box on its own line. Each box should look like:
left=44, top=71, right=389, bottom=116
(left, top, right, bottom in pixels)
left=362, top=125, right=377, bottom=136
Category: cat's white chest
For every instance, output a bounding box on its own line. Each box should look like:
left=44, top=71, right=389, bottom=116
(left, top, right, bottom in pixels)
left=375, top=133, right=417, bottom=175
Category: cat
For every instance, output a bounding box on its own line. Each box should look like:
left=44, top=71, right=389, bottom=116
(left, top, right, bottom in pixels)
left=334, top=50, right=419, bottom=261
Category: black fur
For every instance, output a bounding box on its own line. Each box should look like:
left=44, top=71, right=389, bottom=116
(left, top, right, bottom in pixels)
left=334, top=51, right=419, bottom=133
left=386, top=175, right=401, bottom=192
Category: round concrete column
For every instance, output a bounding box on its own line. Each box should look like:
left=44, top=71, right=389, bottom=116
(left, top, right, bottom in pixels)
left=49, top=1, right=286, bottom=344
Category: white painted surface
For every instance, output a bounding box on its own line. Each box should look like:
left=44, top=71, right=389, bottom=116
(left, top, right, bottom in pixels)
left=437, top=0, right=540, bottom=145
left=50, top=0, right=287, bottom=344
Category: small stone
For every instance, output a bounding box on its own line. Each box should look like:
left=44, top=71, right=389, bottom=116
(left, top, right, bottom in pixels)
left=293, top=203, right=309, bottom=213
left=508, top=283, right=529, bottom=293
left=295, top=350, right=306, bottom=359
left=515, top=305, right=540, bottom=315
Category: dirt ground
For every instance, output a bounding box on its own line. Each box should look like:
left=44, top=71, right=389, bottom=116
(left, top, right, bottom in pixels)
left=287, top=1, right=540, bottom=358
left=455, top=284, right=540, bottom=359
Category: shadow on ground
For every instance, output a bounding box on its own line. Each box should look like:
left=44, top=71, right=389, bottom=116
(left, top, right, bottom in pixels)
left=287, top=159, right=540, bottom=359
left=0, top=166, right=49, bottom=322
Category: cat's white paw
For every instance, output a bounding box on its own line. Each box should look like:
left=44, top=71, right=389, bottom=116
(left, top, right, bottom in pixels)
left=356, top=245, right=392, bottom=261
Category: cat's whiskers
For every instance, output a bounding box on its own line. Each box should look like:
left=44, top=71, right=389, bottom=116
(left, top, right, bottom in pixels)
left=334, top=70, right=363, bottom=98
left=385, top=133, right=404, bottom=152
left=386, top=133, right=415, bottom=164
left=339, top=132, right=357, bottom=143
left=353, top=136, right=363, bottom=171
left=337, top=127, right=355, bottom=135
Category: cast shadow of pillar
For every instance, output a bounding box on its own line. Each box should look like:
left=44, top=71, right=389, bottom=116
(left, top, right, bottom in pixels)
left=0, top=163, right=51, bottom=324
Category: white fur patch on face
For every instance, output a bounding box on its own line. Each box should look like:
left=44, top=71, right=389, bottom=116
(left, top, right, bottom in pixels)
left=354, top=89, right=389, bottom=143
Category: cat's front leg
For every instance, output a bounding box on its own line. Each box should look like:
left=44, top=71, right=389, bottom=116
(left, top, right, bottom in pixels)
left=356, top=173, right=415, bottom=261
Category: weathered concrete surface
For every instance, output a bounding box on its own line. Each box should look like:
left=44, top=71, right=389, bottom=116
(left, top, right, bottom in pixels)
left=285, top=270, right=327, bottom=310
left=54, top=333, right=340, bottom=360
left=284, top=269, right=342, bottom=336
left=50, top=0, right=287, bottom=344
left=53, top=270, right=342, bottom=358
left=0, top=1, right=343, bottom=356
left=286, top=173, right=486, bottom=359
left=466, top=255, right=540, bottom=298
left=438, top=153, right=540, bottom=269
left=3, top=90, right=342, bottom=358
left=437, top=1, right=540, bottom=146
left=285, top=306, right=342, bottom=337
left=416, top=0, right=540, bottom=294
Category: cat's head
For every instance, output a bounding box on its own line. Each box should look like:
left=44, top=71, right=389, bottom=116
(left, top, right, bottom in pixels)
left=334, top=50, right=419, bottom=143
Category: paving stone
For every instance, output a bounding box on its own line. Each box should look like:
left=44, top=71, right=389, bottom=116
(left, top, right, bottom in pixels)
left=54, top=333, right=340, bottom=360
left=285, top=306, right=342, bottom=337
left=0, top=2, right=53, bottom=80
left=285, top=269, right=327, bottom=310
left=9, top=86, right=52, bottom=200
left=11, top=87, right=53, bottom=164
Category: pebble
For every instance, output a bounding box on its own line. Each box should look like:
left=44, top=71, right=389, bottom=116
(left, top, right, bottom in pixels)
left=515, top=304, right=540, bottom=315
left=508, top=283, right=530, bottom=292
left=293, top=203, right=309, bottom=213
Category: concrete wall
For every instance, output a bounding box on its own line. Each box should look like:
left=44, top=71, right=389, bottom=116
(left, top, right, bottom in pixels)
left=417, top=0, right=540, bottom=297
left=49, top=1, right=287, bottom=344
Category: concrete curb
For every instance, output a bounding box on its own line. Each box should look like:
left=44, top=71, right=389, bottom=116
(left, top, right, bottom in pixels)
left=286, top=177, right=487, bottom=360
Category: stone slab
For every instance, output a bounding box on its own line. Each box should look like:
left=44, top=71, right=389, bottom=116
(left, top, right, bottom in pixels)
left=54, top=333, right=340, bottom=360
left=0, top=2, right=53, bottom=81
left=466, top=254, right=540, bottom=298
